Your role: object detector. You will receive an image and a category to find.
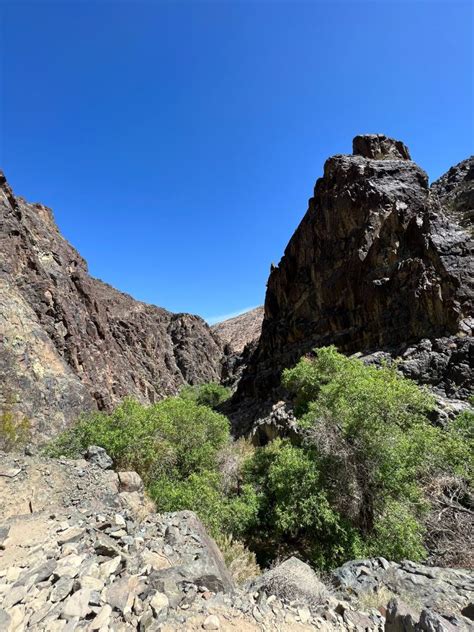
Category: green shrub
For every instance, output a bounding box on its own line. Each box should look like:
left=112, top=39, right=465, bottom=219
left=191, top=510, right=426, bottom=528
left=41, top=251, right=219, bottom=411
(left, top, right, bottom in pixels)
left=260, top=346, right=473, bottom=565
left=242, top=438, right=363, bottom=569
left=46, top=392, right=256, bottom=540
left=45, top=364, right=472, bottom=573
left=179, top=382, right=231, bottom=409
left=46, top=396, right=230, bottom=484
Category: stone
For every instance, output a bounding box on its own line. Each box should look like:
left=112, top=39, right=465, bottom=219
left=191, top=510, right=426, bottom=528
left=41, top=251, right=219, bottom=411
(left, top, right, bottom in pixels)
left=3, top=585, right=26, bottom=608
left=55, top=555, right=84, bottom=580
left=79, top=576, right=104, bottom=591
left=150, top=591, right=169, bottom=616
left=95, top=532, right=122, bottom=557
left=0, top=608, right=11, bottom=628
left=298, top=605, right=311, bottom=623
left=50, top=577, right=74, bottom=602
left=118, top=471, right=144, bottom=493
left=99, top=555, right=123, bottom=579
left=250, top=557, right=327, bottom=606
left=106, top=575, right=139, bottom=614
left=0, top=467, right=22, bottom=478
left=141, top=550, right=171, bottom=571
left=61, top=588, right=92, bottom=619
left=57, top=526, right=85, bottom=545
left=202, top=614, right=220, bottom=629
left=84, top=446, right=113, bottom=470
left=5, top=605, right=25, bottom=630
left=88, top=604, right=112, bottom=630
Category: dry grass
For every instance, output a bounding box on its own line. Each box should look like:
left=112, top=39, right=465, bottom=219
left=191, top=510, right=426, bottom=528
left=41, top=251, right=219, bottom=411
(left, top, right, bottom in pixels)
left=218, top=437, right=255, bottom=495
left=215, top=533, right=261, bottom=585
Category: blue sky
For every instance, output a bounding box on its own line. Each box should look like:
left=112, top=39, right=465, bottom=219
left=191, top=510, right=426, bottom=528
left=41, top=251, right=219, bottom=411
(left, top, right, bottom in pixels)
left=1, top=1, right=472, bottom=323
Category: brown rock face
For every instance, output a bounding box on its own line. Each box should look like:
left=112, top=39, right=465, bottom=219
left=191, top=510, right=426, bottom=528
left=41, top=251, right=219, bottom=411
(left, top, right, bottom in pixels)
left=0, top=172, right=224, bottom=439
left=211, top=307, right=264, bottom=355
left=236, top=136, right=474, bottom=405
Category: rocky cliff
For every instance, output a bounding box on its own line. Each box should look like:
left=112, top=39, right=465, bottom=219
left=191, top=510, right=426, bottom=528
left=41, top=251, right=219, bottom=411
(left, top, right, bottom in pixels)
left=0, top=172, right=225, bottom=439
left=236, top=135, right=474, bottom=410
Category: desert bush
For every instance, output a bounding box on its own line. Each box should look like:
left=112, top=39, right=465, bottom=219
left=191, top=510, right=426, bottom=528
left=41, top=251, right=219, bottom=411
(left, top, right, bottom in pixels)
left=241, top=437, right=364, bottom=569
left=45, top=365, right=472, bottom=572
left=46, top=396, right=229, bottom=483
left=239, top=347, right=472, bottom=568
left=46, top=392, right=257, bottom=540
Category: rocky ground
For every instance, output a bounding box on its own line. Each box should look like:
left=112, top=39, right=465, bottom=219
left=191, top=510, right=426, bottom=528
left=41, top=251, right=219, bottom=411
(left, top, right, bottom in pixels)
left=0, top=451, right=472, bottom=631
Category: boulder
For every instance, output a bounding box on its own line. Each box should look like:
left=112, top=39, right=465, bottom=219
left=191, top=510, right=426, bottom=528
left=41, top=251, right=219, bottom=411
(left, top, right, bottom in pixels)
left=333, top=559, right=473, bottom=621
left=84, top=445, right=113, bottom=470
left=385, top=598, right=419, bottom=632
left=250, top=556, right=327, bottom=605
left=118, top=471, right=144, bottom=493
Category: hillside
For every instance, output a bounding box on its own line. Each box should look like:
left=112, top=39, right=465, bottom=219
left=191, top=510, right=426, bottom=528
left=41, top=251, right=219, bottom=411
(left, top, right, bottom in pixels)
left=0, top=172, right=225, bottom=440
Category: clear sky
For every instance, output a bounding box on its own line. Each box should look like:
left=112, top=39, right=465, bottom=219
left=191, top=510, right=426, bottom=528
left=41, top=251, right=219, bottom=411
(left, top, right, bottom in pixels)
left=1, top=1, right=473, bottom=323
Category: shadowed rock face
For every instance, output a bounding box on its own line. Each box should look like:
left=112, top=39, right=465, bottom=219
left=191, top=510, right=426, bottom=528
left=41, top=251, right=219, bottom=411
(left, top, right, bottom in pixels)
left=236, top=135, right=474, bottom=404
left=0, top=172, right=224, bottom=439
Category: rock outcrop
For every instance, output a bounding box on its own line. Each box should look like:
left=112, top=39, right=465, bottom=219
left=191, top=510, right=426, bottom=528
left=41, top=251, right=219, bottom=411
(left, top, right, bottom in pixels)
left=235, top=136, right=474, bottom=411
left=0, top=172, right=225, bottom=439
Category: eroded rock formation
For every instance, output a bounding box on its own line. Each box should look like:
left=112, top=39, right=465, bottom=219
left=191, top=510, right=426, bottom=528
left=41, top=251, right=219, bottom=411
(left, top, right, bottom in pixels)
left=236, top=135, right=474, bottom=408
left=0, top=172, right=225, bottom=439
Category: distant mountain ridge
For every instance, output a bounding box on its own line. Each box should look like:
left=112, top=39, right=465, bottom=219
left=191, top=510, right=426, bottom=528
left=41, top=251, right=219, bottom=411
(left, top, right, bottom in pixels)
left=211, top=306, right=264, bottom=354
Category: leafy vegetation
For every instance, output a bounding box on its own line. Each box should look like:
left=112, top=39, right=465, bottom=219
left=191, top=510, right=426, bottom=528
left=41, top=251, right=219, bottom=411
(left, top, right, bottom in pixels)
left=178, top=382, right=231, bottom=410
left=45, top=348, right=473, bottom=573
